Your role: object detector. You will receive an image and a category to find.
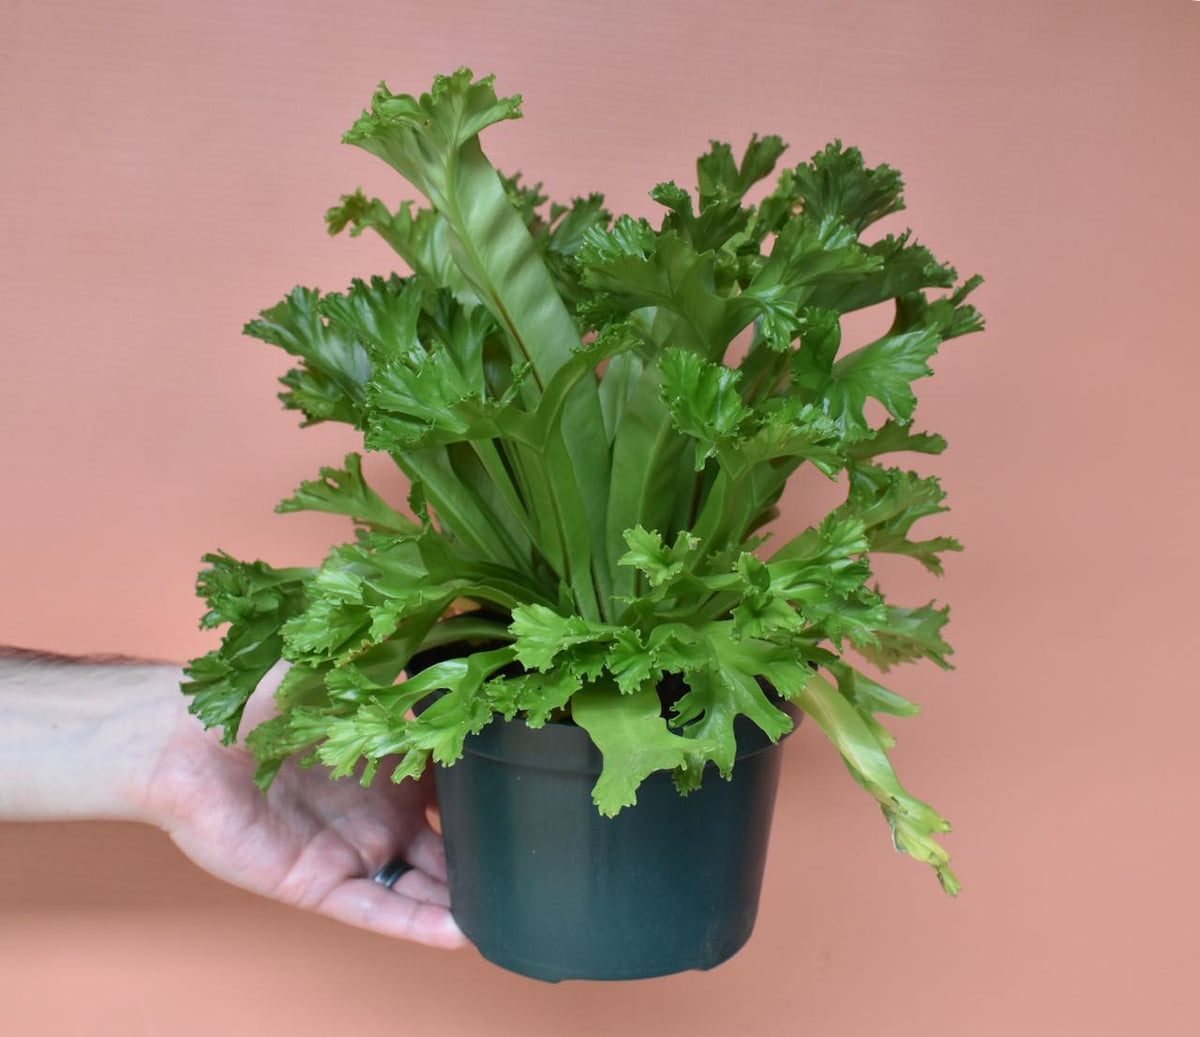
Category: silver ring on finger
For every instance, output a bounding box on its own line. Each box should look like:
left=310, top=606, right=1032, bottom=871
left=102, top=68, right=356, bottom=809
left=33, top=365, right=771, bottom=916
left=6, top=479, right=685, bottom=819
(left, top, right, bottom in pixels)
left=371, top=856, right=413, bottom=890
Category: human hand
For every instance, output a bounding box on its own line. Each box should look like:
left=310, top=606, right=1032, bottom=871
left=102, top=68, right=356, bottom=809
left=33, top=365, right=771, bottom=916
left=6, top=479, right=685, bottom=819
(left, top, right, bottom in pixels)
left=146, top=665, right=468, bottom=949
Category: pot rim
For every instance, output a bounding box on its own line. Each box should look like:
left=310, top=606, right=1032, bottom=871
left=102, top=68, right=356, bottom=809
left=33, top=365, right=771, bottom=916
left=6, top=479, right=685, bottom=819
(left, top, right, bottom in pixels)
left=451, top=699, right=800, bottom=775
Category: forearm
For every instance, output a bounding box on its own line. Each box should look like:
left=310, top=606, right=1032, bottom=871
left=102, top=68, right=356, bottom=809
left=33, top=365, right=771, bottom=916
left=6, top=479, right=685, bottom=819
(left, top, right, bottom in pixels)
left=0, top=647, right=186, bottom=823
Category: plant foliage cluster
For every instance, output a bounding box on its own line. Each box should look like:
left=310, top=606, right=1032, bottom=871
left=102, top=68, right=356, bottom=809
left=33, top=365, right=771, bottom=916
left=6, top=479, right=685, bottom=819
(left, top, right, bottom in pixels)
left=184, top=69, right=983, bottom=892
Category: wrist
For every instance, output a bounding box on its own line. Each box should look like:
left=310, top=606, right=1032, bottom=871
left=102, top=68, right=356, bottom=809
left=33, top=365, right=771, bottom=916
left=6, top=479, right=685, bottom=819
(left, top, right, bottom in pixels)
left=122, top=669, right=204, bottom=825
left=0, top=654, right=187, bottom=823
left=139, top=688, right=242, bottom=833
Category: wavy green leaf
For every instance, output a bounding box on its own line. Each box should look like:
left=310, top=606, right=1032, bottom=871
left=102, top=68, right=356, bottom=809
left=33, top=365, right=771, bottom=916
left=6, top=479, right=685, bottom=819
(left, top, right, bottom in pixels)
left=573, top=680, right=709, bottom=816
left=276, top=453, right=418, bottom=534
left=797, top=673, right=958, bottom=893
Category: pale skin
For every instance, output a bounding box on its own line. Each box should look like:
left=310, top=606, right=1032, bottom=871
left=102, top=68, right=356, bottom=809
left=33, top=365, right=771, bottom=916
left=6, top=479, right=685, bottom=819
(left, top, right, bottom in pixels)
left=0, top=648, right=468, bottom=950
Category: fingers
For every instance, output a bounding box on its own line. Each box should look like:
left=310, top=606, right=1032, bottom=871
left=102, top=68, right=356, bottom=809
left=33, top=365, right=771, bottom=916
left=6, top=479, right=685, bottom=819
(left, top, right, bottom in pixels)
left=391, top=865, right=452, bottom=908
left=399, top=825, right=451, bottom=884
left=239, top=659, right=291, bottom=730
left=317, top=876, right=469, bottom=949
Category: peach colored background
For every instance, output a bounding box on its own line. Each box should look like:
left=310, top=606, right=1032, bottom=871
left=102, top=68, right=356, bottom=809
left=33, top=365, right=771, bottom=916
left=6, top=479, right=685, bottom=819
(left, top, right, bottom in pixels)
left=2, top=0, right=1198, bottom=1032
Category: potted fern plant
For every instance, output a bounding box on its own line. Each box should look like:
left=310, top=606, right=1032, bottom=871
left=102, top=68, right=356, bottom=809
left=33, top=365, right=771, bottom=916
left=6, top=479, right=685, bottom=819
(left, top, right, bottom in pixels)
left=183, top=68, right=983, bottom=982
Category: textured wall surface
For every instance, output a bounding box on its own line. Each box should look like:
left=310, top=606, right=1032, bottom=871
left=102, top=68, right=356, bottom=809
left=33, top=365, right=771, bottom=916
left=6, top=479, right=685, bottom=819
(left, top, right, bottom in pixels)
left=2, top=1, right=1198, bottom=1033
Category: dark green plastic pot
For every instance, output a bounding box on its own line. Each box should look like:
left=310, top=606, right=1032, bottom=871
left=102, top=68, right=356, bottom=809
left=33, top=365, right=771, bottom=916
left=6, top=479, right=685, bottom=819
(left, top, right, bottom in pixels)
left=434, top=704, right=796, bottom=982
